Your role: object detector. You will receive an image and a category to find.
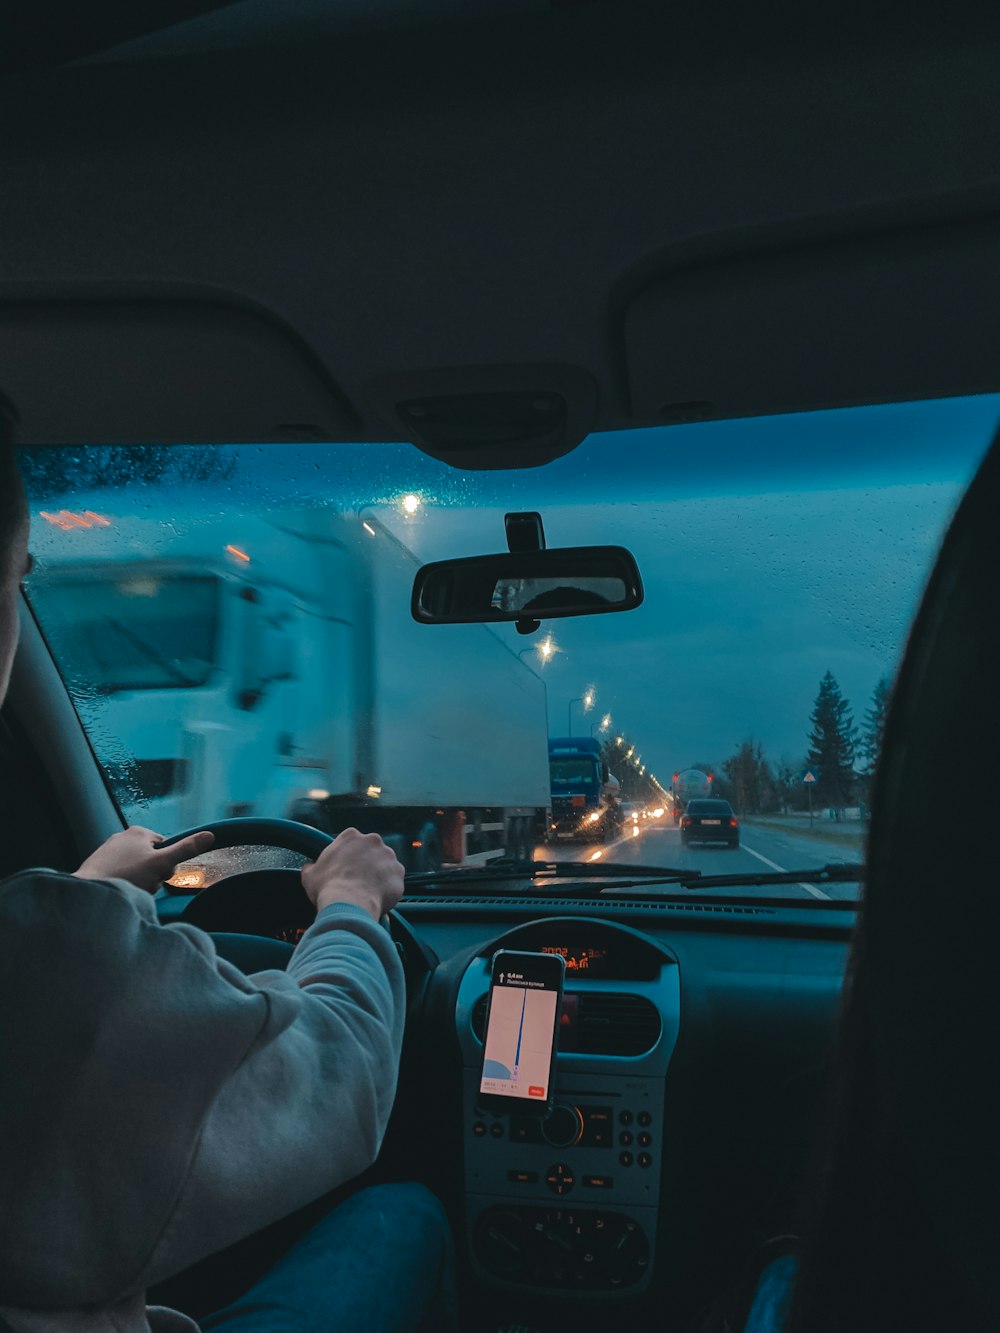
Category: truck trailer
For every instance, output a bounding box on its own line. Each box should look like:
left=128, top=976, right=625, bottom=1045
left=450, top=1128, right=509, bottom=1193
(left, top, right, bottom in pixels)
left=30, top=504, right=551, bottom=871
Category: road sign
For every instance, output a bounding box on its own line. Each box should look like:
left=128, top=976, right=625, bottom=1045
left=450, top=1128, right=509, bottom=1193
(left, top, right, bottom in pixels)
left=802, top=771, right=817, bottom=783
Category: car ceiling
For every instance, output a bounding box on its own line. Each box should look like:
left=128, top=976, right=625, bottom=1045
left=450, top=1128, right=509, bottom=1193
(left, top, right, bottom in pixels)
left=1, top=1, right=999, bottom=464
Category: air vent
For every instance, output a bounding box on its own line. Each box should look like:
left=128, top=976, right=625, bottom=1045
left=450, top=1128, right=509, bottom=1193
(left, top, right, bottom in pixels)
left=472, top=992, right=661, bottom=1056
left=406, top=895, right=772, bottom=915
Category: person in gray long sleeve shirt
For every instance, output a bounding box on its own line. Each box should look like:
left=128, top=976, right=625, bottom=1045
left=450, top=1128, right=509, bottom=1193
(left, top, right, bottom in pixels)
left=0, top=408, right=456, bottom=1333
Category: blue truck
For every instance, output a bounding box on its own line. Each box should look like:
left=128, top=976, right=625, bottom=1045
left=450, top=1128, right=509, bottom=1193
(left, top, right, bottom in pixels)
left=546, top=736, right=622, bottom=843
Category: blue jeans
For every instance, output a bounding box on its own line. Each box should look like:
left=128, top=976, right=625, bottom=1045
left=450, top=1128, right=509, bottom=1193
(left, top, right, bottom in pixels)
left=199, top=1184, right=459, bottom=1333
left=743, top=1254, right=797, bottom=1333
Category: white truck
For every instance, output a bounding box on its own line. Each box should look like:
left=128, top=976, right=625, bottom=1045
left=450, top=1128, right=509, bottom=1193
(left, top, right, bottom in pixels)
left=30, top=503, right=551, bottom=871
left=670, top=768, right=713, bottom=823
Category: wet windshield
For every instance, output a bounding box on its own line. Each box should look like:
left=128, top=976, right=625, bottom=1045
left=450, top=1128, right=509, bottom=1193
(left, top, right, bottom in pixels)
left=20, top=394, right=1000, bottom=901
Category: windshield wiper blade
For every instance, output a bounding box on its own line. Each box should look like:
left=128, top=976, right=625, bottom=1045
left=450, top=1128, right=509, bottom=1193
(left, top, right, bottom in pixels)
left=599, top=862, right=864, bottom=894
left=404, top=858, right=700, bottom=886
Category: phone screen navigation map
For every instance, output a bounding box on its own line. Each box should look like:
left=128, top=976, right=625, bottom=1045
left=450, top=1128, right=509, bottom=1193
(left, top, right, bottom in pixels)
left=480, top=955, right=561, bottom=1102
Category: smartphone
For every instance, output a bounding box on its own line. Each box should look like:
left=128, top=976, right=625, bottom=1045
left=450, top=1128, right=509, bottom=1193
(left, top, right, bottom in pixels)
left=478, top=948, right=566, bottom=1115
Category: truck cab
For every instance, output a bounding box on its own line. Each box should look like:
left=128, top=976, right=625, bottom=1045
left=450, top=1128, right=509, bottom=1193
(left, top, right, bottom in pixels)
left=547, top=736, right=619, bottom=843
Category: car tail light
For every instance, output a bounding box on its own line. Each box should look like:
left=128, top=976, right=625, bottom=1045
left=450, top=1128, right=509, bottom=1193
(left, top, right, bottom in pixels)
left=729, top=817, right=738, bottom=827
left=681, top=816, right=691, bottom=828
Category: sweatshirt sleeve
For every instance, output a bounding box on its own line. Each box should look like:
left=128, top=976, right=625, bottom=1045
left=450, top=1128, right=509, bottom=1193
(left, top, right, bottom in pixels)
left=0, top=870, right=405, bottom=1309
left=132, top=902, right=407, bottom=1292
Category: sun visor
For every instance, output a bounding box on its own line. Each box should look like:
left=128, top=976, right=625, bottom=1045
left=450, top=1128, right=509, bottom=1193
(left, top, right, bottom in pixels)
left=0, top=297, right=359, bottom=445
left=624, top=218, right=1000, bottom=425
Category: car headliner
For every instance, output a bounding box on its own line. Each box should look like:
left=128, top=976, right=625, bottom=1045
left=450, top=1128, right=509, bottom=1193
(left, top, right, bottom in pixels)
left=1, top=2, right=999, bottom=458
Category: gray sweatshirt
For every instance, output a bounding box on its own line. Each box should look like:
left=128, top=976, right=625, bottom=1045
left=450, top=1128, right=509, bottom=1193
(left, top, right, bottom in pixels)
left=0, top=869, right=406, bottom=1333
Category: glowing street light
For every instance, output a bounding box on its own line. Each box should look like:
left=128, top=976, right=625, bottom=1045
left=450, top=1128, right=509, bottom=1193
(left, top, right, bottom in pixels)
left=401, top=493, right=421, bottom=515
left=537, top=634, right=557, bottom=664
left=591, top=712, right=613, bottom=738
left=567, top=687, right=597, bottom=736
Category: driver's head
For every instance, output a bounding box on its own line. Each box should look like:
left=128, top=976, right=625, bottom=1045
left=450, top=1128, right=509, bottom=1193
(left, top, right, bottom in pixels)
left=0, top=393, right=30, bottom=704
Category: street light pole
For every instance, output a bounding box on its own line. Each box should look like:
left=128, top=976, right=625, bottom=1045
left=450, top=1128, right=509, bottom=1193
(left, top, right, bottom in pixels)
left=517, top=648, right=549, bottom=736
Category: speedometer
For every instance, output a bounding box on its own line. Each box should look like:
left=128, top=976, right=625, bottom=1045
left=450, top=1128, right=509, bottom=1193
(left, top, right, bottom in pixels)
left=539, top=944, right=609, bottom=975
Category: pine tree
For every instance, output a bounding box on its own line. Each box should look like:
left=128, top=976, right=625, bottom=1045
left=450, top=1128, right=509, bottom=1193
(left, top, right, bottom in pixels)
left=806, top=671, right=857, bottom=812
left=861, top=676, right=891, bottom=775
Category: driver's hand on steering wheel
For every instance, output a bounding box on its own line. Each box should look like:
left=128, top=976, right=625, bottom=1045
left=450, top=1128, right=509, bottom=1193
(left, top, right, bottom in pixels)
left=301, top=828, right=404, bottom=923
left=73, top=826, right=216, bottom=893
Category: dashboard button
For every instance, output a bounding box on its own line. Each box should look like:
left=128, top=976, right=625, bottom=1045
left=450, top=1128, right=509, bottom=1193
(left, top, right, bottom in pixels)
left=473, top=1121, right=487, bottom=1137
left=545, top=1163, right=575, bottom=1196
left=509, top=1115, right=543, bottom=1144
left=490, top=1122, right=504, bottom=1138
left=637, top=1132, right=652, bottom=1148
left=619, top=1131, right=633, bottom=1146
left=637, top=1111, right=652, bottom=1127
left=582, top=1175, right=613, bottom=1189
left=637, top=1152, right=653, bottom=1169
left=618, top=1110, right=633, bottom=1126
left=619, top=1151, right=633, bottom=1167
left=581, top=1107, right=613, bottom=1147
left=507, top=1169, right=539, bottom=1184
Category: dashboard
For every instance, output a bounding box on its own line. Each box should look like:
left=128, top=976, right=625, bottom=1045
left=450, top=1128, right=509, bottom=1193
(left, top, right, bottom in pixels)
left=168, top=880, right=853, bottom=1318
left=393, top=894, right=851, bottom=1322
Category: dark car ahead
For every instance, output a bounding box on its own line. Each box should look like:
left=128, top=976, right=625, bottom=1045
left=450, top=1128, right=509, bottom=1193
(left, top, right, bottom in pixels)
left=680, top=798, right=740, bottom=849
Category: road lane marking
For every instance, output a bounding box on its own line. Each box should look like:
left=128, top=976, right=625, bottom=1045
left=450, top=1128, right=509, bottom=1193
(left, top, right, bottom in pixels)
left=741, top=842, right=832, bottom=900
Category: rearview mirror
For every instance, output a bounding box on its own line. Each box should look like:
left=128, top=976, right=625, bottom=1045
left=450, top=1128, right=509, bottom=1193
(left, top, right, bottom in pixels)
left=411, top=546, right=643, bottom=625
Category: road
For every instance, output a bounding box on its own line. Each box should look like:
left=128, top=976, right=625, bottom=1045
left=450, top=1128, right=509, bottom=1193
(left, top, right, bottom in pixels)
left=534, top=817, right=862, bottom=902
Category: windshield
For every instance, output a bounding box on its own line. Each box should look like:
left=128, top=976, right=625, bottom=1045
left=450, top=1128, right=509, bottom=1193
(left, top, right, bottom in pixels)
left=21, top=394, right=1000, bottom=901
left=550, top=758, right=600, bottom=788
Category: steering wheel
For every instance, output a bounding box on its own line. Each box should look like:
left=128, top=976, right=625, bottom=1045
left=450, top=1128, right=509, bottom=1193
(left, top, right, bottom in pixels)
left=161, top=817, right=436, bottom=995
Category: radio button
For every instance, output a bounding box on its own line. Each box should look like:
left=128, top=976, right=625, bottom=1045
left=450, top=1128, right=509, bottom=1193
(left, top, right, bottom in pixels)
left=618, top=1110, right=633, bottom=1126
left=581, top=1106, right=613, bottom=1148
left=637, top=1132, right=652, bottom=1148
left=637, top=1111, right=652, bottom=1127
left=509, top=1115, right=543, bottom=1144
left=507, top=1169, right=539, bottom=1184
left=545, top=1163, right=575, bottom=1196
left=490, top=1122, right=504, bottom=1138
left=619, top=1151, right=634, bottom=1168
left=637, top=1152, right=653, bottom=1169
left=473, top=1121, right=487, bottom=1137
left=582, top=1175, right=614, bottom=1189
left=619, top=1131, right=633, bottom=1147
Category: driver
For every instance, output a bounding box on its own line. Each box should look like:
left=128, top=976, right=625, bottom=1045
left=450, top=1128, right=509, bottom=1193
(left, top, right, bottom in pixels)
left=0, top=405, right=458, bottom=1333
